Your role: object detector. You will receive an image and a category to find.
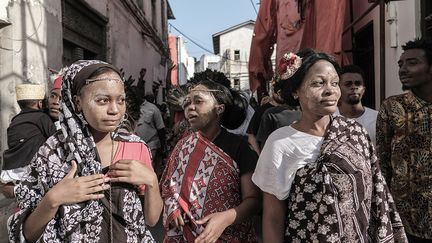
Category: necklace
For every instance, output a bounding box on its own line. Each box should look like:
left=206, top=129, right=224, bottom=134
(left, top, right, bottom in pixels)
left=109, top=138, right=114, bottom=243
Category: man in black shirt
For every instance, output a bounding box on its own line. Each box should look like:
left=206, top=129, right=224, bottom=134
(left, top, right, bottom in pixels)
left=256, top=105, right=301, bottom=149
left=247, top=83, right=284, bottom=154
left=1, top=84, right=56, bottom=197
left=0, top=84, right=56, bottom=241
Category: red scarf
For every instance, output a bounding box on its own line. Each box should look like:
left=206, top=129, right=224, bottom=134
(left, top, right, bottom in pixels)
left=161, top=132, right=256, bottom=242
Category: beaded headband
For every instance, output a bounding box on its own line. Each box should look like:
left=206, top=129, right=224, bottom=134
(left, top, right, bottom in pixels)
left=85, top=77, right=124, bottom=85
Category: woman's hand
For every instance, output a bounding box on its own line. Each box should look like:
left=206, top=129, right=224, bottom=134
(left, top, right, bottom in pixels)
left=173, top=214, right=185, bottom=229
left=48, top=160, right=109, bottom=207
left=109, top=159, right=162, bottom=226
left=108, top=159, right=157, bottom=187
left=195, top=209, right=236, bottom=243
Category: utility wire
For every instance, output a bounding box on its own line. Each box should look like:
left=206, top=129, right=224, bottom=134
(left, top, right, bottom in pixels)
left=249, top=0, right=268, bottom=35
left=249, top=0, right=259, bottom=14
left=6, top=1, right=43, bottom=42
left=169, top=24, right=215, bottom=55
left=169, top=23, right=249, bottom=64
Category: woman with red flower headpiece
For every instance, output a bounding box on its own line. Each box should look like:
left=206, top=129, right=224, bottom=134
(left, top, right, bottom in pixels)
left=252, top=49, right=408, bottom=242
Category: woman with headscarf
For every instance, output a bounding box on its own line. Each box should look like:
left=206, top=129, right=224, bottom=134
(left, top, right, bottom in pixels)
left=252, top=49, right=407, bottom=242
left=8, top=60, right=163, bottom=242
left=161, top=80, right=260, bottom=242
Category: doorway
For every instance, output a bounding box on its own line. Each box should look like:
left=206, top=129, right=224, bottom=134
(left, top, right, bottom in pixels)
left=353, top=21, right=375, bottom=109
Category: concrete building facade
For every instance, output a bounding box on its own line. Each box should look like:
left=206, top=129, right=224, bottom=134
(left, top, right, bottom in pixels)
left=168, top=34, right=195, bottom=85
left=195, top=54, right=221, bottom=73
left=212, top=20, right=255, bottom=91
left=0, top=0, right=174, bottom=164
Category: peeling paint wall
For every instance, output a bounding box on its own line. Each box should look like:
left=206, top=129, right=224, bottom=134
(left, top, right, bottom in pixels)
left=0, top=0, right=63, bottom=166
left=104, top=0, right=169, bottom=101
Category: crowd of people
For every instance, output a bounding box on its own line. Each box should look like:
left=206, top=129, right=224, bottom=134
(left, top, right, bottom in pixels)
left=0, top=37, right=430, bottom=243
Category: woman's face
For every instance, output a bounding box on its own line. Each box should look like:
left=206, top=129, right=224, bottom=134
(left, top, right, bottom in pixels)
left=183, top=85, right=222, bottom=131
left=295, top=60, right=340, bottom=117
left=74, top=71, right=126, bottom=133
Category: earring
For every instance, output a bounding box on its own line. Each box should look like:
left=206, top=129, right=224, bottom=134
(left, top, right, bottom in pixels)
left=293, top=94, right=299, bottom=100
left=120, top=113, right=132, bottom=128
left=119, top=113, right=128, bottom=126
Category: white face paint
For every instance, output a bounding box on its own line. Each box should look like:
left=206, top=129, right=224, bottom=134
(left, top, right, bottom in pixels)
left=295, top=60, right=341, bottom=118
left=183, top=85, right=221, bottom=131
left=75, top=71, right=126, bottom=133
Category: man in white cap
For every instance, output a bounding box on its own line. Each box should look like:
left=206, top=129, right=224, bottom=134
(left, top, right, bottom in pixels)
left=0, top=84, right=56, bottom=241
left=1, top=84, right=56, bottom=198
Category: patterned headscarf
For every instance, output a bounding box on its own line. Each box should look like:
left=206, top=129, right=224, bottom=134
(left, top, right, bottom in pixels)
left=9, top=60, right=150, bottom=242
left=59, top=60, right=122, bottom=176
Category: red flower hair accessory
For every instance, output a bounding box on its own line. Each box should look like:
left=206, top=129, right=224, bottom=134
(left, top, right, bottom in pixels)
left=273, top=52, right=302, bottom=86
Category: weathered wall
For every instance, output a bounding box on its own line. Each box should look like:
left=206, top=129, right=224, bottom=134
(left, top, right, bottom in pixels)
left=177, top=36, right=194, bottom=84
left=195, top=54, right=221, bottom=73
left=0, top=0, right=171, bottom=164
left=108, top=0, right=170, bottom=100
left=0, top=0, right=63, bottom=165
left=219, top=23, right=254, bottom=91
left=168, top=34, right=178, bottom=85
left=168, top=35, right=195, bottom=86
left=108, top=0, right=168, bottom=98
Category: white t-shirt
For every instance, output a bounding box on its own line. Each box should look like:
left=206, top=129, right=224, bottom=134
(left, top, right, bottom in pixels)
left=252, top=126, right=323, bottom=200
left=334, top=107, right=378, bottom=144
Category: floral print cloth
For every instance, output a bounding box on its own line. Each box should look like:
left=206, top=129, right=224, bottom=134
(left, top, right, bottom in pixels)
left=285, top=116, right=407, bottom=242
left=8, top=60, right=155, bottom=242
left=376, top=91, right=432, bottom=239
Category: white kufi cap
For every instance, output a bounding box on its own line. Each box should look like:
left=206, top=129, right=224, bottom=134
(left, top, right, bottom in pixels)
left=15, top=84, right=45, bottom=101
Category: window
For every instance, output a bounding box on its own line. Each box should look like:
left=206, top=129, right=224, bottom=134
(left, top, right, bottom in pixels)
left=62, top=0, right=106, bottom=66
left=234, top=50, right=240, bottom=61
left=234, top=79, right=240, bottom=90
